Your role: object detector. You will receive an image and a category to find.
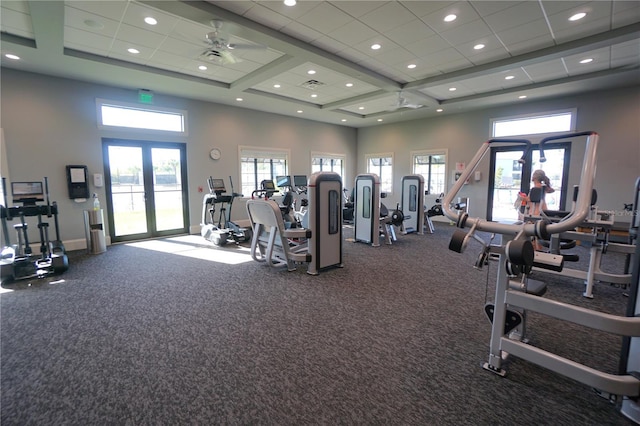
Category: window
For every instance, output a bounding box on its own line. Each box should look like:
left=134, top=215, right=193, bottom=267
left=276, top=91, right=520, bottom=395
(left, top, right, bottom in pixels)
left=311, top=153, right=345, bottom=182
left=491, top=110, right=575, bottom=137
left=366, top=154, right=393, bottom=193
left=412, top=150, right=447, bottom=195
left=239, top=147, right=289, bottom=197
left=97, top=99, right=186, bottom=133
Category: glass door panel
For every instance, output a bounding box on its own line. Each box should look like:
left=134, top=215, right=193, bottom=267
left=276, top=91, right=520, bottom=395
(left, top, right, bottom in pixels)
left=108, top=146, right=148, bottom=236
left=152, top=147, right=185, bottom=232
left=531, top=148, right=567, bottom=211
left=491, top=150, right=524, bottom=223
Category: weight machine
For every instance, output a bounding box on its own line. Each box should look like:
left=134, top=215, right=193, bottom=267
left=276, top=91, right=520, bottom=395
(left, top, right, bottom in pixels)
left=0, top=177, right=69, bottom=284
left=442, top=131, right=640, bottom=422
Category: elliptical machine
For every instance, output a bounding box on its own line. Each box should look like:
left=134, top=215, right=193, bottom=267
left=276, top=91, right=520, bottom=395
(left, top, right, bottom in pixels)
left=200, top=176, right=251, bottom=246
left=0, top=177, right=69, bottom=284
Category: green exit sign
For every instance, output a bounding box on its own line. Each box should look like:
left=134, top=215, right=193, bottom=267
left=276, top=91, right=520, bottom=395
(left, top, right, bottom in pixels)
left=138, top=89, right=154, bottom=104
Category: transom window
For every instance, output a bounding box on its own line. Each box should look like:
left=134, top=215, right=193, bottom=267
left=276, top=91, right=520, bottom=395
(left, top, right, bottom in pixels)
left=366, top=154, right=393, bottom=194
left=239, top=147, right=289, bottom=197
left=412, top=150, right=447, bottom=195
left=491, top=110, right=575, bottom=137
left=97, top=99, right=186, bottom=133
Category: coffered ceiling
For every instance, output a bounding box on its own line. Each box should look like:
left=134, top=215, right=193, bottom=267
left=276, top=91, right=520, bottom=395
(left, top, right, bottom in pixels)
left=1, top=1, right=639, bottom=127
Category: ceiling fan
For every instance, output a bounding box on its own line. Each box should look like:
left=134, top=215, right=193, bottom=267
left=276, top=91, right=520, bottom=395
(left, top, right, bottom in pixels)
left=200, top=19, right=265, bottom=65
left=388, top=91, right=424, bottom=111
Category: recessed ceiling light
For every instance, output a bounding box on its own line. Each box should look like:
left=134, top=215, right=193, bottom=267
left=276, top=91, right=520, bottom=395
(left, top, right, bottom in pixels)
left=579, top=58, right=593, bottom=64
left=473, top=44, right=485, bottom=50
left=449, top=87, right=457, bottom=91
left=198, top=65, right=207, bottom=71
left=505, top=75, right=515, bottom=80
left=358, top=106, right=365, bottom=110
left=297, top=110, right=303, bottom=113
left=371, top=43, right=381, bottom=50
left=5, top=54, right=20, bottom=60
left=518, top=95, right=527, bottom=99
left=236, top=98, right=243, bottom=101
left=345, top=83, right=353, bottom=87
left=311, top=94, right=318, bottom=98
left=144, top=17, right=157, bottom=25
left=407, top=64, right=417, bottom=69
left=444, top=14, right=457, bottom=22
left=273, top=84, right=281, bottom=88
left=307, top=70, right=316, bottom=75
left=127, top=48, right=140, bottom=54
left=284, top=0, right=296, bottom=6
left=436, top=108, right=443, bottom=112
left=83, top=19, right=104, bottom=29
left=569, top=12, right=586, bottom=21
left=341, top=119, right=347, bottom=122
left=377, top=118, right=383, bottom=122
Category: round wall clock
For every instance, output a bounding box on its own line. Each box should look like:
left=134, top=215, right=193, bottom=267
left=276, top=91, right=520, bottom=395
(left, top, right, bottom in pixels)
left=209, top=148, right=221, bottom=160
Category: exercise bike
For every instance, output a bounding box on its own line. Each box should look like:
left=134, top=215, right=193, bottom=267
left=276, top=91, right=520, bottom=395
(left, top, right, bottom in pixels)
left=0, top=177, right=69, bottom=284
left=200, top=176, right=251, bottom=246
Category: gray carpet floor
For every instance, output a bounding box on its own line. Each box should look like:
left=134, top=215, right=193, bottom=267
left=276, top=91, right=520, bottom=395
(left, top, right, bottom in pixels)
left=1, top=222, right=636, bottom=425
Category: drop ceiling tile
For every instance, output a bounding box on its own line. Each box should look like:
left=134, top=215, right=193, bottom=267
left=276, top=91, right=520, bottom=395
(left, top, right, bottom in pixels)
left=120, top=2, right=180, bottom=35
left=384, top=19, right=436, bottom=46
left=255, top=1, right=323, bottom=20
left=64, top=6, right=120, bottom=37
left=438, top=19, right=494, bottom=45
left=404, top=34, right=451, bottom=57
left=471, top=1, right=525, bottom=17
left=358, top=1, right=417, bottom=33
left=280, top=21, right=324, bottom=43
left=612, top=3, right=640, bottom=28
left=495, top=19, right=551, bottom=47
left=564, top=47, right=611, bottom=74
left=374, top=46, right=416, bottom=65
left=65, top=1, right=128, bottom=22
left=158, top=36, right=206, bottom=58
left=539, top=1, right=589, bottom=16
left=312, top=35, right=352, bottom=55
left=552, top=16, right=612, bottom=43
left=296, top=2, right=354, bottom=34
left=481, top=1, right=546, bottom=33
left=330, top=1, right=388, bottom=19
left=611, top=40, right=640, bottom=63
left=418, top=1, right=482, bottom=33
left=423, top=47, right=467, bottom=67
left=466, top=46, right=512, bottom=66
left=169, top=19, right=213, bottom=45
left=148, top=49, right=193, bottom=67
left=64, top=27, right=113, bottom=52
left=522, top=59, right=568, bottom=81
left=243, top=4, right=292, bottom=30
left=327, top=19, right=380, bottom=46
left=436, top=56, right=474, bottom=73
left=351, top=35, right=400, bottom=57
left=0, top=7, right=34, bottom=38
left=115, top=23, right=168, bottom=49
left=505, top=34, right=555, bottom=55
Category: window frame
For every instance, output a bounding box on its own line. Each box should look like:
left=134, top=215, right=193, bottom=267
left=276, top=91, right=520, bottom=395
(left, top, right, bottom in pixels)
left=311, top=151, right=345, bottom=181
left=490, top=108, right=576, bottom=138
left=238, top=146, right=290, bottom=198
left=410, top=148, right=448, bottom=195
left=96, top=99, right=188, bottom=135
left=365, top=152, right=394, bottom=194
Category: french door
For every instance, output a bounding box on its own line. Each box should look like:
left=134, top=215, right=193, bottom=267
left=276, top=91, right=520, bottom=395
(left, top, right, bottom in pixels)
left=487, top=142, right=571, bottom=222
left=103, top=139, right=189, bottom=242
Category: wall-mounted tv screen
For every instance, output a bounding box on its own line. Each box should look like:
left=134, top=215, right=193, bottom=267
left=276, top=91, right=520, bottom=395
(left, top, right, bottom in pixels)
left=293, top=175, right=307, bottom=187
left=12, top=181, right=44, bottom=204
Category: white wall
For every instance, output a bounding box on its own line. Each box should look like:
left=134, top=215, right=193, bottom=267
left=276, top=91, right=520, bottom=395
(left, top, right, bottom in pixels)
left=1, top=69, right=357, bottom=248
left=356, top=86, right=640, bottom=225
